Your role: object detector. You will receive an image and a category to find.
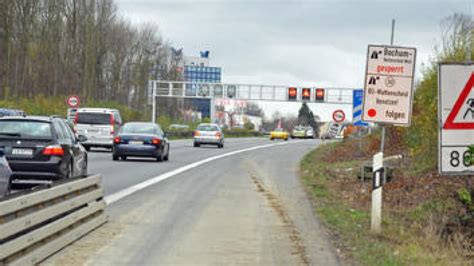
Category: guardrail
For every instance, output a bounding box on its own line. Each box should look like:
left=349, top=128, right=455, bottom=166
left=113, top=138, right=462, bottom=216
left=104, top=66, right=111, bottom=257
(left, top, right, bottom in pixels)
left=0, top=175, right=107, bottom=265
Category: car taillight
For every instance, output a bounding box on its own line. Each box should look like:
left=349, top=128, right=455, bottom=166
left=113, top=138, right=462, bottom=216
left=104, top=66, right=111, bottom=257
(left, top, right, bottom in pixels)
left=110, top=114, right=115, bottom=135
left=42, top=145, right=64, bottom=156
left=215, top=132, right=221, bottom=138
left=114, top=136, right=121, bottom=144
left=194, top=131, right=200, bottom=137
left=152, top=138, right=161, bottom=145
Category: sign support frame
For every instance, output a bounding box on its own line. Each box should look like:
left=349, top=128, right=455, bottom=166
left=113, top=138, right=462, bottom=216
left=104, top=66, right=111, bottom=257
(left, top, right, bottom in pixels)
left=370, top=19, right=397, bottom=233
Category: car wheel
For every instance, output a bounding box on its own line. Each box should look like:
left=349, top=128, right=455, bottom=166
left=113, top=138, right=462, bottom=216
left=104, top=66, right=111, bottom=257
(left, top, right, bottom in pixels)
left=156, top=154, right=163, bottom=162
left=270, top=138, right=274, bottom=141
left=82, top=158, right=88, bottom=177
left=66, top=161, right=73, bottom=179
left=5, top=179, right=11, bottom=196
left=84, top=145, right=91, bottom=152
left=113, top=153, right=119, bottom=161
left=164, top=150, right=169, bottom=161
left=194, top=142, right=200, bottom=147
left=285, top=138, right=288, bottom=141
left=121, top=156, right=127, bottom=161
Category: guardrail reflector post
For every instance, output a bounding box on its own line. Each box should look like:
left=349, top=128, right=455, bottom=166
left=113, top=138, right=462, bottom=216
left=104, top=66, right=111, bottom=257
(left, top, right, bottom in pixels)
left=371, top=152, right=383, bottom=233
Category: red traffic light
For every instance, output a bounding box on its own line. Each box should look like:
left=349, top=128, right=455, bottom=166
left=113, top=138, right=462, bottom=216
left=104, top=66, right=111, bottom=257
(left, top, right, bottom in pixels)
left=315, top=88, right=325, bottom=101
left=288, top=87, right=297, bottom=100
left=302, top=88, right=311, bottom=100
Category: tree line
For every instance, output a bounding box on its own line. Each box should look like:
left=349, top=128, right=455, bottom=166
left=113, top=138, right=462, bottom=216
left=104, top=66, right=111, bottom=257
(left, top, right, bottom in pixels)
left=0, top=0, right=182, bottom=109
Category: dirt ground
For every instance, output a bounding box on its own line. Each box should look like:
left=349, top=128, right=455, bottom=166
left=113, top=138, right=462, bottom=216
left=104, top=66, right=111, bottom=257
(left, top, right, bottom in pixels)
left=316, top=137, right=473, bottom=260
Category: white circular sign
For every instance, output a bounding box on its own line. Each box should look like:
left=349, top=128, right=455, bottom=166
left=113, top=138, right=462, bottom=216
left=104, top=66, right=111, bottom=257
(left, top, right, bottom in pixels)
left=67, top=95, right=80, bottom=108
left=332, top=109, right=346, bottom=123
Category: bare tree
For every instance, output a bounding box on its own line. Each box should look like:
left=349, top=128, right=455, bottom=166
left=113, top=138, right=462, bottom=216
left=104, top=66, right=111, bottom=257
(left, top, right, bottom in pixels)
left=0, top=0, right=181, bottom=109
left=440, top=13, right=473, bottom=61
left=243, top=102, right=264, bottom=118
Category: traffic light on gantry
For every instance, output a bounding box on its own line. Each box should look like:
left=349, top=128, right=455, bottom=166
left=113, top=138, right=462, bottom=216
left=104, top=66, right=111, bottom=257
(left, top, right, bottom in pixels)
left=288, top=87, right=297, bottom=101
left=315, top=88, right=325, bottom=102
left=302, top=88, right=311, bottom=101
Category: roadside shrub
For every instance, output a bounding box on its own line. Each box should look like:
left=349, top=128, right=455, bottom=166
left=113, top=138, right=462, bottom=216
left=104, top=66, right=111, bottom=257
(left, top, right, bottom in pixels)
left=244, top=121, right=255, bottom=130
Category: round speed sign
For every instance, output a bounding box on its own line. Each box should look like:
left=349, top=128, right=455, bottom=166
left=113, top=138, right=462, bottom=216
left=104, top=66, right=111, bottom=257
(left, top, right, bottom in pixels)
left=67, top=95, right=80, bottom=108
left=332, top=109, right=346, bottom=123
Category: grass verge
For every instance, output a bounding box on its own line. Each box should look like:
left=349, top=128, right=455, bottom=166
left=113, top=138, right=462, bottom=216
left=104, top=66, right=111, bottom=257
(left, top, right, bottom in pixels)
left=300, top=141, right=471, bottom=265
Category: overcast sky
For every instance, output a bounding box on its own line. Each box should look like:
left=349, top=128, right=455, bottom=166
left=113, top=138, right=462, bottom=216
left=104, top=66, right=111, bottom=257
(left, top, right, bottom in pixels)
left=116, top=0, right=472, bottom=89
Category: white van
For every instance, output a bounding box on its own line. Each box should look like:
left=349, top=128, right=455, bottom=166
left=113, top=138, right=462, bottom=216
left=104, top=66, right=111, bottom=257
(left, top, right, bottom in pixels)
left=74, top=108, right=122, bottom=151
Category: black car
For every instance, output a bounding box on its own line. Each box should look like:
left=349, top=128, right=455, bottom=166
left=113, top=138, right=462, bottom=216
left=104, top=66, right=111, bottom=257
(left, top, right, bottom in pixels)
left=112, top=122, right=170, bottom=162
left=0, top=116, right=88, bottom=183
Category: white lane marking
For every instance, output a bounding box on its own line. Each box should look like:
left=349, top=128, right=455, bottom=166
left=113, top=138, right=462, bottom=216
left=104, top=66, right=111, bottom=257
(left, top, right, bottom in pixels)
left=104, top=141, right=297, bottom=205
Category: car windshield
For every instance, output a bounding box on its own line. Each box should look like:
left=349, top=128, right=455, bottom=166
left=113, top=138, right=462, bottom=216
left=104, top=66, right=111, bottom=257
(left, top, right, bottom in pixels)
left=294, top=127, right=304, bottom=131
left=120, top=123, right=156, bottom=134
left=197, top=125, right=219, bottom=131
left=0, top=120, right=52, bottom=139
left=77, top=113, right=110, bottom=125
left=275, top=128, right=284, bottom=132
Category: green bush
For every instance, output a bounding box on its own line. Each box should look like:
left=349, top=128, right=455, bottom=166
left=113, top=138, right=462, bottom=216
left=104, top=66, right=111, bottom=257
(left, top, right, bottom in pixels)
left=244, top=121, right=255, bottom=130
left=458, top=188, right=472, bottom=208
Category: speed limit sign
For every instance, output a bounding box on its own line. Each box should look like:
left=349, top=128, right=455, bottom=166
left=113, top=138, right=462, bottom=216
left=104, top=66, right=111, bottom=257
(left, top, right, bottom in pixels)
left=332, top=109, right=346, bottom=123
left=66, top=95, right=80, bottom=108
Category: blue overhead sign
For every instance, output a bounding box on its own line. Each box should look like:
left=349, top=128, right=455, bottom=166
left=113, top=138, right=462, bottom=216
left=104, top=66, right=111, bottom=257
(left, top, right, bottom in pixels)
left=353, top=89, right=369, bottom=127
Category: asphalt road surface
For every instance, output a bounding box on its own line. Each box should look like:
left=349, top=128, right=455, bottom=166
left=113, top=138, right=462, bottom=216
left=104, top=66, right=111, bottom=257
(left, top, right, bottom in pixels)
left=44, top=138, right=339, bottom=266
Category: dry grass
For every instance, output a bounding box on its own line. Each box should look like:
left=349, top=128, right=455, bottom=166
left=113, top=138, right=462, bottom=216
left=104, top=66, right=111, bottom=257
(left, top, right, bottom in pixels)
left=300, top=141, right=473, bottom=265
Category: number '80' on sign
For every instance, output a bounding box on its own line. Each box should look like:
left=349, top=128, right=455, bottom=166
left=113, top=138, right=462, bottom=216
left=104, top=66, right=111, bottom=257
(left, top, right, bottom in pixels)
left=442, top=147, right=474, bottom=172
left=449, top=150, right=471, bottom=168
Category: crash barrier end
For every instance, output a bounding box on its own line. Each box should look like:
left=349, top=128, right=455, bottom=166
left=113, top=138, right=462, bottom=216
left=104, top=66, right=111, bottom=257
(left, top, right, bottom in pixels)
left=0, top=174, right=107, bottom=265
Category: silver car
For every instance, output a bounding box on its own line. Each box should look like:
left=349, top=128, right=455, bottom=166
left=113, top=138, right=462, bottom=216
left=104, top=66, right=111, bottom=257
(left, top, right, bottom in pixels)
left=305, top=126, right=315, bottom=139
left=193, top=123, right=224, bottom=148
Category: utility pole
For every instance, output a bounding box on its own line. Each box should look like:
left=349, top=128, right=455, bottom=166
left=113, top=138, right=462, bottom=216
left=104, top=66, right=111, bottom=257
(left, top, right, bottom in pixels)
left=152, top=81, right=156, bottom=124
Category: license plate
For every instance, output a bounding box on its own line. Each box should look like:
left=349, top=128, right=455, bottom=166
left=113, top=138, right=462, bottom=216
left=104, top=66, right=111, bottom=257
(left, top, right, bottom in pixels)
left=129, top=141, right=143, bottom=145
left=12, top=148, right=33, bottom=156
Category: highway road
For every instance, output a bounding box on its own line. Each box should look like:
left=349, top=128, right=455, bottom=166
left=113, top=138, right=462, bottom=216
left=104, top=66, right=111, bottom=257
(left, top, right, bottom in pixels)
left=45, top=138, right=339, bottom=265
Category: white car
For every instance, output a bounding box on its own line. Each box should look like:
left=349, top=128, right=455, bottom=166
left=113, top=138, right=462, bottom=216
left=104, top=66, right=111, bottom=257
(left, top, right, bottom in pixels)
left=193, top=123, right=224, bottom=148
left=74, top=108, right=123, bottom=151
left=305, top=127, right=315, bottom=138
